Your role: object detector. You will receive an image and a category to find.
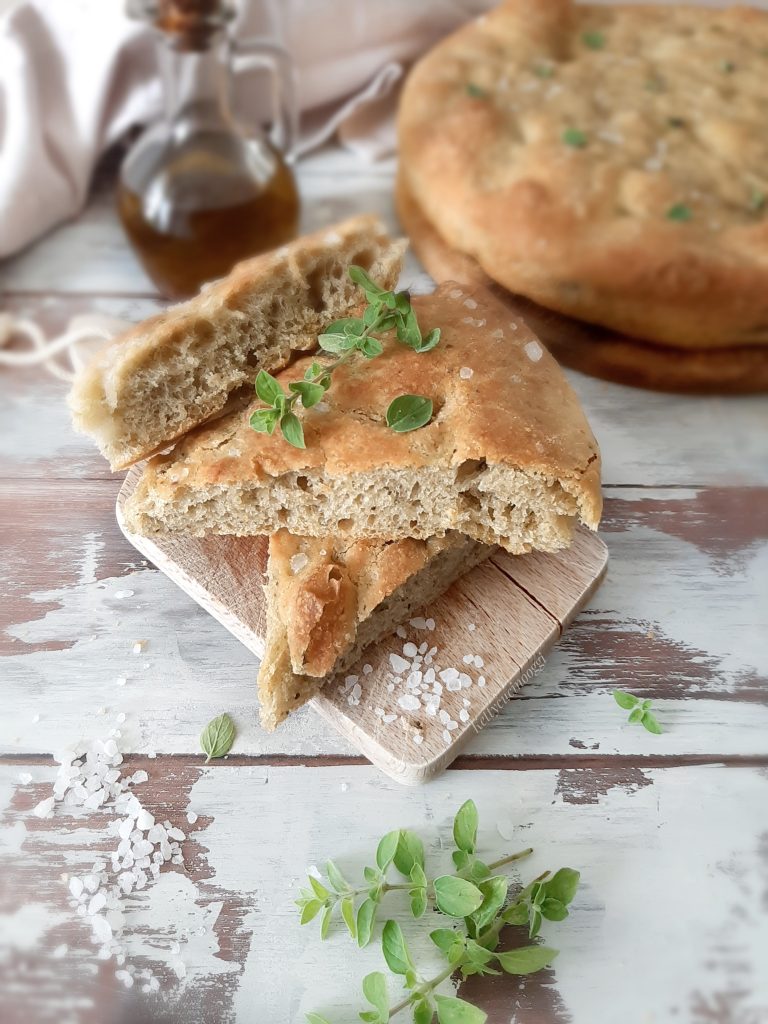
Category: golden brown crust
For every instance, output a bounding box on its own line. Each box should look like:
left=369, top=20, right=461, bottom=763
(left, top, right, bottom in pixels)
left=125, top=282, right=602, bottom=537
left=396, top=170, right=768, bottom=394
left=269, top=531, right=456, bottom=677
left=398, top=0, right=768, bottom=350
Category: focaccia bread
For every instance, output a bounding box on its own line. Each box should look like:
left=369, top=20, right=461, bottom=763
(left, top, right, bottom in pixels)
left=398, top=0, right=768, bottom=350
left=395, top=170, right=768, bottom=395
left=123, top=282, right=602, bottom=552
left=68, top=216, right=405, bottom=469
left=258, top=530, right=490, bottom=729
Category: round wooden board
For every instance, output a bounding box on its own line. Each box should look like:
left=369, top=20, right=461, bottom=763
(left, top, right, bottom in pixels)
left=396, top=174, right=768, bottom=394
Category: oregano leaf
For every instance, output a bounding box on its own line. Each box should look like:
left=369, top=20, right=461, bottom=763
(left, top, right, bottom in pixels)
left=280, top=412, right=305, bottom=449
left=255, top=369, right=284, bottom=406
left=381, top=920, right=414, bottom=977
left=434, top=994, right=487, bottom=1024
left=341, top=895, right=357, bottom=939
left=613, top=690, right=638, bottom=710
left=300, top=899, right=323, bottom=925
left=496, top=946, right=558, bottom=975
left=309, top=875, right=329, bottom=901
left=433, top=876, right=484, bottom=917
left=361, top=971, right=389, bottom=1021
left=453, top=799, right=479, bottom=854
left=249, top=407, right=279, bottom=435
left=386, top=395, right=433, bottom=433
left=641, top=711, right=663, bottom=734
left=376, top=830, right=401, bottom=871
left=356, top=898, right=377, bottom=948
left=199, top=713, right=235, bottom=762
left=325, top=860, right=349, bottom=893
left=544, top=868, right=580, bottom=906
left=320, top=904, right=332, bottom=940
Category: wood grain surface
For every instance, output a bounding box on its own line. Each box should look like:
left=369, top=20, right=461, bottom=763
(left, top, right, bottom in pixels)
left=1, top=145, right=766, bottom=1024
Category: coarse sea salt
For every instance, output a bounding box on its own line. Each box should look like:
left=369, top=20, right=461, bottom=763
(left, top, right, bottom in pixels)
left=290, top=553, right=309, bottom=575
left=459, top=367, right=473, bottom=380
left=27, top=734, right=188, bottom=992
left=524, top=340, right=543, bottom=362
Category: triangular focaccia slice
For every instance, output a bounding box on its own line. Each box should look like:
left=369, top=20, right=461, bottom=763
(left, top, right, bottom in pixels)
left=68, top=216, right=405, bottom=470
left=124, top=282, right=602, bottom=553
left=258, top=529, right=491, bottom=730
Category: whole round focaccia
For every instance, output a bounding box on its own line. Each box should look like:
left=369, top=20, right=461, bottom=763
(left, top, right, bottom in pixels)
left=398, top=0, right=768, bottom=350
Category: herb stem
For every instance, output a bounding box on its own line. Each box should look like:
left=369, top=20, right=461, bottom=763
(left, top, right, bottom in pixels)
left=487, top=847, right=534, bottom=871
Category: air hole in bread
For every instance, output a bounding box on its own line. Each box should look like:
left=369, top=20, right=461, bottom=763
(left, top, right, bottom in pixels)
left=338, top=518, right=353, bottom=531
left=296, top=476, right=310, bottom=492
left=456, top=459, right=487, bottom=485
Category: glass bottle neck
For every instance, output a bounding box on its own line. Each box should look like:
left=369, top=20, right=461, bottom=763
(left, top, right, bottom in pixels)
left=158, top=31, right=234, bottom=132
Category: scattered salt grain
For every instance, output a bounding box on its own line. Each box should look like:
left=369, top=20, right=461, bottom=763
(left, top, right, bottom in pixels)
left=116, top=676, right=127, bottom=686
left=473, top=655, right=484, bottom=669
left=478, top=676, right=487, bottom=687
left=463, top=298, right=478, bottom=309
left=389, top=653, right=410, bottom=674
left=462, top=654, right=473, bottom=665
left=382, top=713, right=398, bottom=724
left=186, top=811, right=198, bottom=825
left=398, top=694, right=421, bottom=712
left=426, top=619, right=436, bottom=631
left=524, top=340, right=543, bottom=362
left=403, top=642, right=418, bottom=658
left=32, top=797, right=54, bottom=818
left=409, top=617, right=428, bottom=630
left=450, top=288, right=463, bottom=299
left=132, top=641, right=147, bottom=655
left=459, top=367, right=473, bottom=380
left=491, top=328, right=504, bottom=340
left=468, top=623, right=476, bottom=632
left=363, top=664, right=373, bottom=675
left=396, top=625, right=407, bottom=639
left=442, top=729, right=452, bottom=743
left=459, top=709, right=470, bottom=723
left=113, top=590, right=134, bottom=600
left=290, top=553, right=309, bottom=575
left=413, top=732, right=424, bottom=746
left=31, top=713, right=40, bottom=723
left=17, top=772, right=32, bottom=785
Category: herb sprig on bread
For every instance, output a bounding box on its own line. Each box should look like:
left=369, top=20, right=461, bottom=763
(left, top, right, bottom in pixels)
left=249, top=266, right=441, bottom=449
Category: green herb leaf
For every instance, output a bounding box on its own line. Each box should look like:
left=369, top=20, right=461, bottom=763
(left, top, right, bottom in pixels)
left=413, top=997, right=434, bottom=1024
left=528, top=906, right=542, bottom=938
left=341, top=895, right=357, bottom=939
left=386, top=395, right=433, bottom=433
left=666, top=203, right=692, bottom=222
left=249, top=408, right=280, bottom=435
left=468, top=859, right=491, bottom=883
left=319, top=331, right=358, bottom=354
left=544, top=868, right=580, bottom=906
left=360, top=335, right=384, bottom=359
left=641, top=711, right=663, bottom=734
left=501, top=901, right=529, bottom=926
left=533, top=62, right=555, bottom=78
left=320, top=904, right=332, bottom=940
left=324, top=316, right=366, bottom=337
left=300, top=899, right=324, bottom=925
left=326, top=860, right=350, bottom=893
left=361, top=971, right=389, bottom=1022
left=434, top=994, right=487, bottom=1024
left=721, top=59, right=736, bottom=73
left=433, top=876, right=484, bottom=918
left=749, top=189, right=766, bottom=212
left=471, top=876, right=509, bottom=933
left=199, top=713, right=235, bottom=762
left=306, top=1014, right=334, bottom=1024
left=280, top=412, right=305, bottom=449
left=417, top=327, right=442, bottom=352
left=581, top=30, right=605, bottom=49
left=381, top=920, right=414, bottom=977
left=465, top=82, right=488, bottom=98
left=357, top=898, right=377, bottom=948
left=562, top=128, right=588, bottom=149
left=376, top=830, right=401, bottom=871
left=628, top=706, right=644, bottom=724
left=613, top=690, right=638, bottom=710
left=540, top=897, right=568, bottom=921
left=255, top=369, right=284, bottom=406
left=667, top=116, right=686, bottom=129
left=453, top=799, right=478, bottom=854
left=430, top=928, right=460, bottom=954
left=496, top=946, right=558, bottom=975
left=394, top=830, right=425, bottom=876
left=289, top=381, right=326, bottom=408
left=348, top=265, right=388, bottom=302
left=410, top=887, right=428, bottom=919
left=309, top=875, right=329, bottom=901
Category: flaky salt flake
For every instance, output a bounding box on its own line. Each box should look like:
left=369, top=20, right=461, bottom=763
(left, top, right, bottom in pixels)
left=186, top=811, right=198, bottom=825
left=463, top=298, right=478, bottom=309
left=382, top=713, right=398, bottom=724
left=524, top=340, right=543, bottom=362
left=459, top=366, right=473, bottom=380
left=403, top=642, right=418, bottom=658
left=290, top=553, right=308, bottom=575
left=17, top=771, right=33, bottom=785
left=389, top=653, right=410, bottom=674
left=478, top=676, right=487, bottom=687
left=409, top=617, right=428, bottom=630
left=459, top=709, right=470, bottom=723
left=468, top=623, right=476, bottom=632
left=442, top=729, right=452, bottom=743
left=132, top=641, right=147, bottom=655
left=446, top=678, right=462, bottom=692
left=113, top=590, right=134, bottom=600
left=363, top=664, right=373, bottom=675
left=426, top=618, right=436, bottom=631
left=413, top=732, right=424, bottom=746
left=439, top=668, right=459, bottom=684
left=396, top=625, right=407, bottom=639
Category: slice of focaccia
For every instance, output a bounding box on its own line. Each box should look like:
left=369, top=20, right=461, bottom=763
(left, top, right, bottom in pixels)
left=257, top=529, right=491, bottom=730
left=68, top=216, right=405, bottom=470
left=124, top=282, right=602, bottom=554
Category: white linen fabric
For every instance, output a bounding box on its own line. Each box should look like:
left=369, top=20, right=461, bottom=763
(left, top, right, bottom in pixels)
left=0, top=0, right=490, bottom=258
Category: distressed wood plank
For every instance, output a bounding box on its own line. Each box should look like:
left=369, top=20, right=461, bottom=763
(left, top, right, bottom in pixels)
left=1, top=762, right=766, bottom=1023
left=2, top=481, right=765, bottom=759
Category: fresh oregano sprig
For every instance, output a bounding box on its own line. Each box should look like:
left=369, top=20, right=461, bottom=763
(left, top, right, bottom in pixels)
left=300, top=800, right=580, bottom=1024
left=199, top=712, right=236, bottom=762
left=613, top=690, right=663, bottom=734
left=250, top=266, right=441, bottom=449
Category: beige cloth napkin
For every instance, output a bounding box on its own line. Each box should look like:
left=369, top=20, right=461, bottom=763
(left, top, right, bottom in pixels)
left=0, top=0, right=491, bottom=259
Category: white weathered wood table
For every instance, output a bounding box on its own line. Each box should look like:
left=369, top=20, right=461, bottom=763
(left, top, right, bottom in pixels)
left=1, top=147, right=766, bottom=1024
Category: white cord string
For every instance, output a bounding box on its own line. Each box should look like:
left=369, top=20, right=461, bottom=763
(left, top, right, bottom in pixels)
left=0, top=313, right=124, bottom=382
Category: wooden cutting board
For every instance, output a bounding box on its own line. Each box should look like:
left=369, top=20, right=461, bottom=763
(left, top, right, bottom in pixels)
left=117, top=467, right=608, bottom=784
